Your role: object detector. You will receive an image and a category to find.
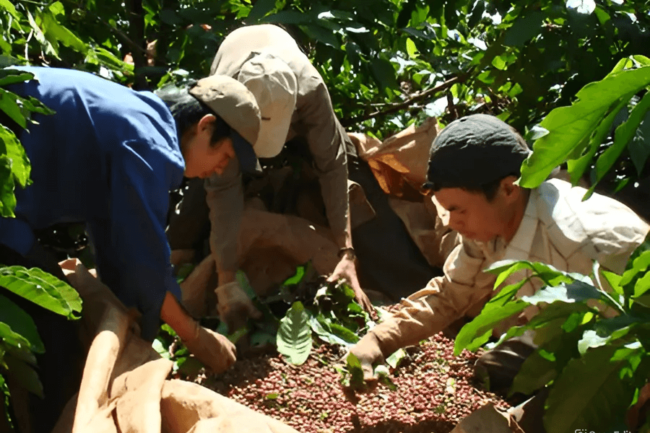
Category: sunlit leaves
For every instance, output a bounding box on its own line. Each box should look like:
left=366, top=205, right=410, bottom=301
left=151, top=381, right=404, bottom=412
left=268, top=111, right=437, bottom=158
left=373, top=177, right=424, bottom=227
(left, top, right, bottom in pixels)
left=0, top=266, right=82, bottom=319
left=520, top=62, right=650, bottom=188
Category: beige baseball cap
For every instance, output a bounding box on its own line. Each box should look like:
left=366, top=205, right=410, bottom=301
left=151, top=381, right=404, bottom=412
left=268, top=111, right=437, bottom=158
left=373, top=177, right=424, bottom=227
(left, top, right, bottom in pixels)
left=189, top=75, right=262, bottom=173
left=237, top=52, right=298, bottom=158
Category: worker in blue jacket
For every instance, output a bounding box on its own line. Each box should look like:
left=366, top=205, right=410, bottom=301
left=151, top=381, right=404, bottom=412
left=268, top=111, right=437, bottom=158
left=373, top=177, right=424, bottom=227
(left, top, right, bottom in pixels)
left=0, top=67, right=261, bottom=430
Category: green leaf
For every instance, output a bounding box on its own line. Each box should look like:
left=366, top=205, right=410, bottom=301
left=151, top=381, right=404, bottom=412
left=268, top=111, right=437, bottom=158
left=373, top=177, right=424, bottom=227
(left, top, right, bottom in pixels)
left=175, top=263, right=195, bottom=284
left=0, top=156, right=16, bottom=218
left=0, top=125, right=31, bottom=188
left=566, top=97, right=628, bottom=185
left=0, top=294, right=43, bottom=354
left=520, top=66, right=650, bottom=188
left=235, top=270, right=257, bottom=300
left=262, top=10, right=311, bottom=24
left=160, top=9, right=182, bottom=25
left=0, top=321, right=33, bottom=353
left=489, top=277, right=531, bottom=307
left=0, top=0, right=19, bottom=19
left=634, top=272, right=650, bottom=298
left=48, top=1, right=64, bottom=16
left=526, top=302, right=593, bottom=331
left=510, top=349, right=557, bottom=395
left=385, top=348, right=406, bottom=369
left=277, top=301, right=311, bottom=365
left=27, top=10, right=59, bottom=60
left=309, top=314, right=358, bottom=347
left=503, top=11, right=545, bottom=47
left=152, top=339, right=171, bottom=360
left=544, top=344, right=641, bottom=432
left=521, top=281, right=605, bottom=306
left=19, top=95, right=55, bottom=117
left=454, top=301, right=529, bottom=355
left=0, top=89, right=27, bottom=129
left=281, top=265, right=306, bottom=287
left=374, top=364, right=397, bottom=390
left=511, top=327, right=583, bottom=396
left=468, top=0, right=486, bottom=28
left=600, top=270, right=623, bottom=299
left=491, top=55, right=507, bottom=70
left=370, top=58, right=398, bottom=94
left=577, top=330, right=609, bottom=354
left=40, top=10, right=87, bottom=54
left=0, top=266, right=82, bottom=319
left=246, top=0, right=277, bottom=22
left=0, top=70, right=34, bottom=87
left=345, top=352, right=365, bottom=387
left=627, top=110, right=650, bottom=176
left=250, top=331, right=276, bottom=346
left=487, top=260, right=574, bottom=288
left=301, top=24, right=339, bottom=48
left=588, top=91, right=650, bottom=194
left=177, top=355, right=204, bottom=377
left=621, top=251, right=650, bottom=289
left=4, top=355, right=42, bottom=398
left=227, top=326, right=249, bottom=344
left=405, top=38, right=418, bottom=59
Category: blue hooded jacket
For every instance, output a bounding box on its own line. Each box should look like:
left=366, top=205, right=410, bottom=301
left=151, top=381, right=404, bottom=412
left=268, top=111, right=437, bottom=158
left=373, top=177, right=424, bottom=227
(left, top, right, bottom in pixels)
left=0, top=67, right=185, bottom=339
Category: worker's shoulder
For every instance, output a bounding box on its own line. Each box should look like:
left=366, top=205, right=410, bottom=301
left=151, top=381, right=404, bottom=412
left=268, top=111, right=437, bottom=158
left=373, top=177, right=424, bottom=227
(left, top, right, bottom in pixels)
left=535, top=178, right=648, bottom=256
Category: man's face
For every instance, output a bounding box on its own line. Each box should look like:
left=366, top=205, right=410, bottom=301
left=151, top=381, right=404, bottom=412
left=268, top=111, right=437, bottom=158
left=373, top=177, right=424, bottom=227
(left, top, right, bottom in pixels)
left=433, top=186, right=510, bottom=243
left=181, top=115, right=236, bottom=179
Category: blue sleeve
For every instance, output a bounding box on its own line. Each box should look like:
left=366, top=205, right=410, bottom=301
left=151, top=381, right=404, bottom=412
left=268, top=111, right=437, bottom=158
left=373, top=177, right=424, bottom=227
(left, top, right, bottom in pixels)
left=0, top=217, right=36, bottom=257
left=88, top=139, right=182, bottom=341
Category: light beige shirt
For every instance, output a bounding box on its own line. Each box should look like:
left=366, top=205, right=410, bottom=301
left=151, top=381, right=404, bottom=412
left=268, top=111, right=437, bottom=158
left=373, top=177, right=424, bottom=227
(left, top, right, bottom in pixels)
left=206, top=25, right=351, bottom=273
left=372, top=179, right=650, bottom=356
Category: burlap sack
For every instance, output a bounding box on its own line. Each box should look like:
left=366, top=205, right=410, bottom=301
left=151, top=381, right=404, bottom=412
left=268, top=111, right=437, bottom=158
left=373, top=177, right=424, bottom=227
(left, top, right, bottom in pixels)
left=349, top=117, right=439, bottom=198
left=52, top=259, right=299, bottom=433
left=348, top=117, right=460, bottom=269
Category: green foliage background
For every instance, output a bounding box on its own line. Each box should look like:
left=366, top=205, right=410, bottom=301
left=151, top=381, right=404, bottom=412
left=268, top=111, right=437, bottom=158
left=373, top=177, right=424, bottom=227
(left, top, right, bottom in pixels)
left=1, top=0, right=650, bottom=430
left=3, top=0, right=649, bottom=214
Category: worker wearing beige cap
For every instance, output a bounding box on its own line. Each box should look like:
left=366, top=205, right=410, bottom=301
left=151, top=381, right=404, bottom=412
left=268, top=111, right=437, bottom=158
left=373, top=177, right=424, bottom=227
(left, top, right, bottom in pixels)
left=165, top=24, right=373, bottom=330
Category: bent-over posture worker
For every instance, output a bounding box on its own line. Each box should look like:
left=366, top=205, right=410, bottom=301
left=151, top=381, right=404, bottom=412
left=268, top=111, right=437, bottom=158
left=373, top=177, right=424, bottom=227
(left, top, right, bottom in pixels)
left=350, top=114, right=649, bottom=422
left=167, top=24, right=442, bottom=331
left=0, top=67, right=261, bottom=430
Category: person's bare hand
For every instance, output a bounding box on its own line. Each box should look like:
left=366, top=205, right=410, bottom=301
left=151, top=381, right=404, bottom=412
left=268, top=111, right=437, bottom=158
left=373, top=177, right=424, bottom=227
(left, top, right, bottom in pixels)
left=328, top=255, right=374, bottom=316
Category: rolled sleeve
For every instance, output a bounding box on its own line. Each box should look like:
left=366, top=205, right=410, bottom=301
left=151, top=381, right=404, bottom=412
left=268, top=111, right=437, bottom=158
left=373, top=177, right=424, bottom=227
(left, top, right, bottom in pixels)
left=205, top=157, right=244, bottom=274
left=371, top=241, right=497, bottom=357
left=89, top=140, right=182, bottom=341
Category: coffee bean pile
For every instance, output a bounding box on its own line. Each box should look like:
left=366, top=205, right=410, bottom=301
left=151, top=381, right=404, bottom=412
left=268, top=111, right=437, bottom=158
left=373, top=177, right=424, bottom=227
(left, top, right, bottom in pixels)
left=204, top=332, right=509, bottom=433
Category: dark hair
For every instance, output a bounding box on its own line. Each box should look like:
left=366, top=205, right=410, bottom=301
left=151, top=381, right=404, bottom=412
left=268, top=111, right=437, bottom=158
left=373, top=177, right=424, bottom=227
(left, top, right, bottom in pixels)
left=156, top=82, right=231, bottom=147
left=423, top=174, right=516, bottom=202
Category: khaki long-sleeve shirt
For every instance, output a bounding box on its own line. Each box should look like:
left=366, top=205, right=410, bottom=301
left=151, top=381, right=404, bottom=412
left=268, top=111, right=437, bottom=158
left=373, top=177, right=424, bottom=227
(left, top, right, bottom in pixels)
left=371, top=179, right=650, bottom=357
left=206, top=25, right=350, bottom=274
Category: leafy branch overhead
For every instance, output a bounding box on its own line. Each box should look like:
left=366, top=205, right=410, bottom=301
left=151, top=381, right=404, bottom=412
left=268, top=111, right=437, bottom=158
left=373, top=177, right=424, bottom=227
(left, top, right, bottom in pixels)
left=520, top=56, right=650, bottom=194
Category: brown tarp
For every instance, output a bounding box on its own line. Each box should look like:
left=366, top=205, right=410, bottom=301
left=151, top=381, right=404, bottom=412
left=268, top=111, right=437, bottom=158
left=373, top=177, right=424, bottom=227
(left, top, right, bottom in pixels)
left=176, top=118, right=458, bottom=313
left=51, top=259, right=299, bottom=433
left=176, top=200, right=341, bottom=318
